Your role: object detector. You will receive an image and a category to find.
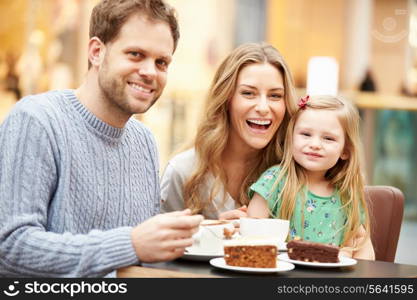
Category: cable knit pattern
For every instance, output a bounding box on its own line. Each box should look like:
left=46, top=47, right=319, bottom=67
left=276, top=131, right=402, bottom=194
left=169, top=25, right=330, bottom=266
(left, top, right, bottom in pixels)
left=0, top=90, right=160, bottom=277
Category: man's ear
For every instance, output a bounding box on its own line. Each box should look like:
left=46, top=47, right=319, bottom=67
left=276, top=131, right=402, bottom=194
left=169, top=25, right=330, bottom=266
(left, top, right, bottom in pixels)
left=88, top=37, right=106, bottom=68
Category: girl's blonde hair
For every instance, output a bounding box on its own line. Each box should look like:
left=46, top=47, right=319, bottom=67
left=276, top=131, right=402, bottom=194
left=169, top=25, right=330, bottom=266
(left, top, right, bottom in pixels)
left=184, top=42, right=297, bottom=214
left=273, top=95, right=370, bottom=248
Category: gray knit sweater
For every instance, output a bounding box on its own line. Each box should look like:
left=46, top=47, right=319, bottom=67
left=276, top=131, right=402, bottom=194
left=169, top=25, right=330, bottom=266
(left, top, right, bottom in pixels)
left=0, top=90, right=160, bottom=277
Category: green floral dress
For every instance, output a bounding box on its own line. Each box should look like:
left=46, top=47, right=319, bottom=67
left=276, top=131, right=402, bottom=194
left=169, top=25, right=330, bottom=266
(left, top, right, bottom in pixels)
left=249, top=166, right=348, bottom=246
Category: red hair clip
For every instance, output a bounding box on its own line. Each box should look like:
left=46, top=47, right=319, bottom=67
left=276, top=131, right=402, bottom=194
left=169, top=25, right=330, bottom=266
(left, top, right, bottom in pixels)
left=298, top=95, right=310, bottom=109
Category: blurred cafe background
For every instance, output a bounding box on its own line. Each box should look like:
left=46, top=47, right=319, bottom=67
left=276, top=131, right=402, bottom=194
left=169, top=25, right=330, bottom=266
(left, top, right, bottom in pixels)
left=0, top=0, right=416, bottom=265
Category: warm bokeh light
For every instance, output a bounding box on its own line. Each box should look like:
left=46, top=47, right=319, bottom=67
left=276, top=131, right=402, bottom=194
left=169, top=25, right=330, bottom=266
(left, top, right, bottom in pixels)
left=306, top=56, right=339, bottom=96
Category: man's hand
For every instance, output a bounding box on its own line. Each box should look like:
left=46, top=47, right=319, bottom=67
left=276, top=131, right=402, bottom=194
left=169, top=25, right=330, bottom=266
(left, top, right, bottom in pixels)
left=131, top=209, right=203, bottom=262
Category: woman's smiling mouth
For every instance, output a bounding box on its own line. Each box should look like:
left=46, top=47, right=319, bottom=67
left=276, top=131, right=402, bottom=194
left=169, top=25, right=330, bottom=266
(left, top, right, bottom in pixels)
left=246, top=119, right=272, bottom=130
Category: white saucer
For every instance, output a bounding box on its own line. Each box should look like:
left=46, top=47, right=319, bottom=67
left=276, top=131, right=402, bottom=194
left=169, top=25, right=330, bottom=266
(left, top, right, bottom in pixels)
left=209, top=257, right=295, bottom=274
left=278, top=253, right=357, bottom=268
left=181, top=247, right=223, bottom=261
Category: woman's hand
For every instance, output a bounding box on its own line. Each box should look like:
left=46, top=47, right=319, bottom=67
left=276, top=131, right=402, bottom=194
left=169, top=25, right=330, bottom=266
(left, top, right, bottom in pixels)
left=219, top=205, right=248, bottom=220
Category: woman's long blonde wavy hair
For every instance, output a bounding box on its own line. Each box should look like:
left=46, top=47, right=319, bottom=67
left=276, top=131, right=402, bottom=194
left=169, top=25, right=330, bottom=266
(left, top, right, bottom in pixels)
left=271, top=95, right=371, bottom=248
left=183, top=42, right=297, bottom=214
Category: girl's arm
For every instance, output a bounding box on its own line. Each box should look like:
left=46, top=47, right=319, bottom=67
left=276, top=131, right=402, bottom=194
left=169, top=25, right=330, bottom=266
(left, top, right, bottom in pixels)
left=247, top=192, right=270, bottom=218
left=341, top=225, right=375, bottom=260
left=352, top=225, right=375, bottom=260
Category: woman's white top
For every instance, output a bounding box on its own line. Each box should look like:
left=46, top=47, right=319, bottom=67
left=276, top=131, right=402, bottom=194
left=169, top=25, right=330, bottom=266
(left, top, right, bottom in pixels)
left=160, top=148, right=237, bottom=219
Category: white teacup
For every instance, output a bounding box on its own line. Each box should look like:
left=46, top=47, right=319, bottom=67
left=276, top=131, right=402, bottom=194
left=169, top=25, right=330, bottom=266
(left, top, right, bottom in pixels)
left=191, top=220, right=234, bottom=253
left=239, top=217, right=289, bottom=243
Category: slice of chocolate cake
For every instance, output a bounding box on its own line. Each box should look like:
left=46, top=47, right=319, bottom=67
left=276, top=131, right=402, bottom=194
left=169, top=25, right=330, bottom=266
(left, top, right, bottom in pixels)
left=287, top=240, right=339, bottom=263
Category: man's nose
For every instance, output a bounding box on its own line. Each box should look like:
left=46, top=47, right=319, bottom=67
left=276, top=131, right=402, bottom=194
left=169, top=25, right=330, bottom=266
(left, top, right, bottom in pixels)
left=138, top=60, right=157, bottom=80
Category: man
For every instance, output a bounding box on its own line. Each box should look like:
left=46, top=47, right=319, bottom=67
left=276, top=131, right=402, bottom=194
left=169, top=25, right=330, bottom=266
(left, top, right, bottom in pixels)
left=0, top=0, right=202, bottom=277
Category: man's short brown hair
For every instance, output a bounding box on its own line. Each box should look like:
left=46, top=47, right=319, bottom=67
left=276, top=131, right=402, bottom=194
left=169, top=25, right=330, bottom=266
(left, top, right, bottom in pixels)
left=90, top=0, right=179, bottom=50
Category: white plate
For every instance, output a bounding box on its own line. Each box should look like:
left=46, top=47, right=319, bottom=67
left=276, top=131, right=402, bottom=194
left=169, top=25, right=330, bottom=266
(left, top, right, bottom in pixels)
left=277, top=253, right=357, bottom=268
left=209, top=257, right=295, bottom=274
left=181, top=247, right=224, bottom=261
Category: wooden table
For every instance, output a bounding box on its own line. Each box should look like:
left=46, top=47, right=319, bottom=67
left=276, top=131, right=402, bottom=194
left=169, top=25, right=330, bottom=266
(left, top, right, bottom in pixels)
left=118, top=258, right=417, bottom=278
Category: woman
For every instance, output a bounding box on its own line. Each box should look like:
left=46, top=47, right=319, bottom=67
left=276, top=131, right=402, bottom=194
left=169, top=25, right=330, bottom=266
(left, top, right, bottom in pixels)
left=161, top=42, right=297, bottom=219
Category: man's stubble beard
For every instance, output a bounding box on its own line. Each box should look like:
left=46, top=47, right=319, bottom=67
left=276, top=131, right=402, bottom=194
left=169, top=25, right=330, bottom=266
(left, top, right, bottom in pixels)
left=98, top=68, right=162, bottom=115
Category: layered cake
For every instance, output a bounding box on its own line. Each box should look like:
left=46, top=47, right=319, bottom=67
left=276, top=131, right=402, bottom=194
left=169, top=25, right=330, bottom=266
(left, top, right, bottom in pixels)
left=223, top=237, right=278, bottom=268
left=287, top=240, right=339, bottom=263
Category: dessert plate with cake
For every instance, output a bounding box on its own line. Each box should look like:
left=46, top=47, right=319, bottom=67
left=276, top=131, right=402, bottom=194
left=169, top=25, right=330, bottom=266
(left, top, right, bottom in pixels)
left=182, top=219, right=288, bottom=261
left=277, top=240, right=357, bottom=268
left=209, top=236, right=294, bottom=273
left=278, top=253, right=357, bottom=268
left=209, top=257, right=295, bottom=274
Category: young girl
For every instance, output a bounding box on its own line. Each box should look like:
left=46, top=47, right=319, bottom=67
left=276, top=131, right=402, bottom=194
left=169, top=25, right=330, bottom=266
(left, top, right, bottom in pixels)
left=247, top=95, right=375, bottom=259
